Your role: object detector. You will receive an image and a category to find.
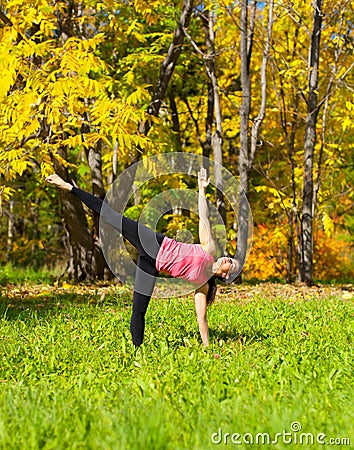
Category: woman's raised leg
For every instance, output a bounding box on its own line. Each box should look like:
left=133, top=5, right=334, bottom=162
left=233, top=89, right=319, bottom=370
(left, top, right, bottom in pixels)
left=70, top=186, right=164, bottom=259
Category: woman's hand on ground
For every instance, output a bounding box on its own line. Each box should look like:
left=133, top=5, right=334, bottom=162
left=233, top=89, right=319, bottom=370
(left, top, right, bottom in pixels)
left=46, top=174, right=72, bottom=191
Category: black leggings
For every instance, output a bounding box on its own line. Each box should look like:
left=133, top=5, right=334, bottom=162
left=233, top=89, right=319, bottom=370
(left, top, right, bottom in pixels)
left=71, top=186, right=165, bottom=346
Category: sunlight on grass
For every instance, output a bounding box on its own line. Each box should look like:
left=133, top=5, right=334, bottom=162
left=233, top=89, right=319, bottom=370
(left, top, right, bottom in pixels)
left=0, top=283, right=353, bottom=449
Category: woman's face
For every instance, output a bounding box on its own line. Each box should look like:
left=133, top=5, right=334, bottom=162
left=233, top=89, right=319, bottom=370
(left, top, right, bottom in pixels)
left=213, top=257, right=238, bottom=280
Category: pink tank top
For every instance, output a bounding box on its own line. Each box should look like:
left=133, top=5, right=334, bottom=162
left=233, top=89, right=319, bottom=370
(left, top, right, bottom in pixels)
left=156, top=237, right=214, bottom=285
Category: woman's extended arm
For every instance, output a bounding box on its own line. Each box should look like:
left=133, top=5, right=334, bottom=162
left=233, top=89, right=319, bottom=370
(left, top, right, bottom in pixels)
left=198, top=168, right=216, bottom=256
left=194, top=283, right=209, bottom=347
left=46, top=174, right=73, bottom=191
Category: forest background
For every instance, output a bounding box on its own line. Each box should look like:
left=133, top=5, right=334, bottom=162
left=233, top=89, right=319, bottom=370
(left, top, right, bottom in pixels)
left=0, top=0, right=353, bottom=285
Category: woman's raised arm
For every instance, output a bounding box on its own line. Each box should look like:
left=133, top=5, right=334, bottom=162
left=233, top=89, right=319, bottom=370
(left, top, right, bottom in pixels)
left=198, top=168, right=216, bottom=256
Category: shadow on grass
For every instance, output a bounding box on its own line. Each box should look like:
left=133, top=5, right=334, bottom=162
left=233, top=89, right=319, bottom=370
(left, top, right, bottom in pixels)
left=0, top=291, right=130, bottom=321
left=209, top=327, right=271, bottom=343
left=165, top=327, right=271, bottom=349
left=0, top=293, right=87, bottom=320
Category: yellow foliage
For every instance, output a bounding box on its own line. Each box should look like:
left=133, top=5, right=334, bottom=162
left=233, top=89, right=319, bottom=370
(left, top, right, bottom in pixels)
left=313, top=230, right=353, bottom=280
left=243, top=223, right=353, bottom=282
left=243, top=224, right=287, bottom=280
left=322, top=212, right=334, bottom=238
left=0, top=0, right=157, bottom=190
left=133, top=0, right=161, bottom=25
left=0, top=186, right=16, bottom=202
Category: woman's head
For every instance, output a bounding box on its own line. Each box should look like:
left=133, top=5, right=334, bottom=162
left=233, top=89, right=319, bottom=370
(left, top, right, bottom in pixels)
left=212, top=257, right=239, bottom=281
left=206, top=258, right=240, bottom=305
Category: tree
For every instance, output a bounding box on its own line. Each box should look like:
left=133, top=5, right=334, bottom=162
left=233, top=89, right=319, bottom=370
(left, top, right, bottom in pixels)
left=182, top=4, right=226, bottom=223
left=263, top=0, right=353, bottom=283
left=301, top=0, right=323, bottom=284
left=1, top=0, right=353, bottom=282
left=0, top=0, right=194, bottom=279
left=236, top=0, right=273, bottom=269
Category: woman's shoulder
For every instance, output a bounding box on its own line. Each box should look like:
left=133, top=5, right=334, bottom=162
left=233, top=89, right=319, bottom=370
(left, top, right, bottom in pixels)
left=198, top=243, right=216, bottom=257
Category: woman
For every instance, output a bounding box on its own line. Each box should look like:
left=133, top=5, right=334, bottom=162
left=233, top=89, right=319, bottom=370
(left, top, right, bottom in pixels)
left=46, top=168, right=239, bottom=347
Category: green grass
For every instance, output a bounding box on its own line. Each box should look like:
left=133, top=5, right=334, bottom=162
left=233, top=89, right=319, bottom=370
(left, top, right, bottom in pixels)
left=0, top=263, right=54, bottom=285
left=0, top=283, right=353, bottom=449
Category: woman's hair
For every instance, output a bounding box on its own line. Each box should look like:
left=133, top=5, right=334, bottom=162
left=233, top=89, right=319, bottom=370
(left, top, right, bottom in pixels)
left=206, top=276, right=217, bottom=306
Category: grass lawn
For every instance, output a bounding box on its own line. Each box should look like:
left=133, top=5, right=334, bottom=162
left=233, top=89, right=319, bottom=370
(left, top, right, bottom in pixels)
left=0, top=282, right=353, bottom=449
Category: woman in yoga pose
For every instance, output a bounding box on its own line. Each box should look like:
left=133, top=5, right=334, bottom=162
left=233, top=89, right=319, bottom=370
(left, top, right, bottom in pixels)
left=46, top=168, right=239, bottom=347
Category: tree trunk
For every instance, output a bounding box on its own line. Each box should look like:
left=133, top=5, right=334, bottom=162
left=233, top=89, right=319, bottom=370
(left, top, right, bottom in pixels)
left=112, top=0, right=195, bottom=212
left=6, top=200, right=14, bottom=257
left=169, top=91, right=182, bottom=151
left=249, top=0, right=273, bottom=167
left=301, top=0, right=323, bottom=285
left=274, top=31, right=301, bottom=282
left=139, top=0, right=194, bottom=136
left=81, top=113, right=108, bottom=279
left=236, top=0, right=255, bottom=268
left=52, top=147, right=95, bottom=280
left=204, top=10, right=226, bottom=224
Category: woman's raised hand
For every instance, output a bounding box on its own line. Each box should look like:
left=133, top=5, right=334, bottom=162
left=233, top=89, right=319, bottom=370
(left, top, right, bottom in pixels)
left=198, top=167, right=210, bottom=190
left=46, top=174, right=72, bottom=191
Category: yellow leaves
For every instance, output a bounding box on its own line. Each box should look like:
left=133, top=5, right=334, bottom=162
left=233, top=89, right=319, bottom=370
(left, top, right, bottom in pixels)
left=255, top=185, right=279, bottom=196
left=8, top=159, right=30, bottom=177
left=0, top=186, right=16, bottom=203
left=126, top=86, right=151, bottom=106
left=42, top=35, right=108, bottom=82
left=0, top=31, right=19, bottom=98
left=322, top=212, right=334, bottom=238
left=50, top=151, right=72, bottom=169
left=0, top=1, right=155, bottom=188
left=0, top=149, right=32, bottom=179
left=117, top=134, right=132, bottom=152
left=61, top=132, right=111, bottom=151
left=278, top=59, right=305, bottom=80
left=0, top=71, right=17, bottom=99
left=0, top=88, right=42, bottom=143
left=61, top=281, right=75, bottom=290
left=332, top=34, right=346, bottom=48
left=4, top=0, right=55, bottom=36
left=244, top=224, right=287, bottom=280
left=133, top=0, right=161, bottom=25
left=17, top=38, right=54, bottom=59
left=80, top=33, right=106, bottom=52
left=62, top=134, right=83, bottom=149
left=255, top=185, right=292, bottom=212
left=39, top=149, right=54, bottom=178
left=84, top=132, right=110, bottom=148
left=342, top=117, right=352, bottom=132
left=313, top=229, right=353, bottom=280
left=26, top=118, right=40, bottom=135
left=60, top=51, right=80, bottom=74
left=341, top=101, right=354, bottom=132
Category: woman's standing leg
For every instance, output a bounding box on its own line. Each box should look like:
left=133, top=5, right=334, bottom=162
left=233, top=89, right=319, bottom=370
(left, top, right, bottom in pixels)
left=130, top=255, right=159, bottom=346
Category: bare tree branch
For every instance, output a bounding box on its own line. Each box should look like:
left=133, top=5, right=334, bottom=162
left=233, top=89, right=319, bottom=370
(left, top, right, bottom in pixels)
left=250, top=0, right=274, bottom=167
